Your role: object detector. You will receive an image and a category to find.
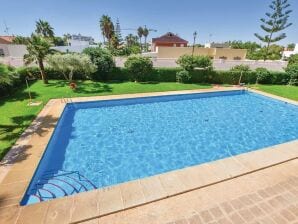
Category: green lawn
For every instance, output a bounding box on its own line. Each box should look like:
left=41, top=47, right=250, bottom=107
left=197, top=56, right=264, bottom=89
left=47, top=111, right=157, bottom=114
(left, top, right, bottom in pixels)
left=0, top=80, right=211, bottom=159
left=251, top=85, right=298, bottom=101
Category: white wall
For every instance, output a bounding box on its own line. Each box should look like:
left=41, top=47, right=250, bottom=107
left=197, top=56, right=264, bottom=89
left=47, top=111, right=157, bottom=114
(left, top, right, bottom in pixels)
left=68, top=39, right=90, bottom=46
left=0, top=44, right=27, bottom=57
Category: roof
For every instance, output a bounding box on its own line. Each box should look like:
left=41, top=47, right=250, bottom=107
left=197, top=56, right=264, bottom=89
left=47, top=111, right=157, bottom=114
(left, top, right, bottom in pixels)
left=0, top=36, right=14, bottom=44
left=152, top=32, right=188, bottom=44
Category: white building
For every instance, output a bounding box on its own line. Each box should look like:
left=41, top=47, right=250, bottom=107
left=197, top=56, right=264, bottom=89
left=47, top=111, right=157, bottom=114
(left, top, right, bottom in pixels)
left=52, top=34, right=96, bottom=53
left=67, top=34, right=95, bottom=46
left=282, top=43, right=298, bottom=59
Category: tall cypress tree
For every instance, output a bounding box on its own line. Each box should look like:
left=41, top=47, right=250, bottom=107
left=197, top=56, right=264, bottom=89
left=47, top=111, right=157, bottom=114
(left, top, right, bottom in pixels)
left=255, top=0, right=292, bottom=60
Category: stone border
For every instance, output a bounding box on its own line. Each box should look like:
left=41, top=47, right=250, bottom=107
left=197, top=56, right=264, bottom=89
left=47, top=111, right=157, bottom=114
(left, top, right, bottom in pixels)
left=248, top=88, right=298, bottom=106
left=0, top=87, right=297, bottom=224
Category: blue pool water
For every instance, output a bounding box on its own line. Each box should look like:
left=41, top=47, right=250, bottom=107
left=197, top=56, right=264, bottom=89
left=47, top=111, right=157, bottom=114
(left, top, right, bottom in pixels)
left=21, top=90, right=298, bottom=205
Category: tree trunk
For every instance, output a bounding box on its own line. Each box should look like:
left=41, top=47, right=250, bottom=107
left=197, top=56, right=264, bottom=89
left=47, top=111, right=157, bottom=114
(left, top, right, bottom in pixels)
left=38, top=59, right=48, bottom=84
left=264, top=32, right=273, bottom=61
left=144, top=37, right=147, bottom=52
left=69, top=69, right=74, bottom=83
left=102, top=34, right=106, bottom=46
left=139, top=37, right=142, bottom=52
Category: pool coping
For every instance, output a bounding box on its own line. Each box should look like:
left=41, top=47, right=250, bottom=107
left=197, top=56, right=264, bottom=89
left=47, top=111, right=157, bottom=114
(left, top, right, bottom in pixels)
left=0, top=86, right=297, bottom=224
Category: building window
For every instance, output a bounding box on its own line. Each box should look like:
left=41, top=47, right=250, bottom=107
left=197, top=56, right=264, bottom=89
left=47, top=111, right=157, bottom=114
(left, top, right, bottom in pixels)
left=173, top=44, right=177, bottom=47
left=219, top=56, right=227, bottom=60
left=234, top=56, right=241, bottom=60
left=0, top=49, right=4, bottom=57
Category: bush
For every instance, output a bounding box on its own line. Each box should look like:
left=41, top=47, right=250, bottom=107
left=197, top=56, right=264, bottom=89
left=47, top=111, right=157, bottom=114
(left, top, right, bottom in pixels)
left=228, top=65, right=253, bottom=84
left=256, top=67, right=272, bottom=84
left=270, top=71, right=290, bottom=84
left=286, top=64, right=298, bottom=86
left=47, top=53, right=96, bottom=82
left=124, top=56, right=153, bottom=82
left=287, top=54, right=298, bottom=67
left=0, top=64, right=24, bottom=97
left=176, top=70, right=191, bottom=83
left=152, top=68, right=179, bottom=82
left=230, top=64, right=251, bottom=72
left=176, top=55, right=212, bottom=71
left=110, top=45, right=141, bottom=56
left=83, top=47, right=115, bottom=80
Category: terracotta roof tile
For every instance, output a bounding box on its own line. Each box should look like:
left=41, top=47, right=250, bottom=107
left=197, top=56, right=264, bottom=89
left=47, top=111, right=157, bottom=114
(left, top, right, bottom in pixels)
left=152, top=32, right=188, bottom=44
left=0, top=36, right=15, bottom=44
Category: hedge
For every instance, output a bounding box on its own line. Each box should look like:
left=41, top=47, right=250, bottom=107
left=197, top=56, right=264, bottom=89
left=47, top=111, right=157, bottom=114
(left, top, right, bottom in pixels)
left=106, top=68, right=290, bottom=85
left=7, top=66, right=294, bottom=85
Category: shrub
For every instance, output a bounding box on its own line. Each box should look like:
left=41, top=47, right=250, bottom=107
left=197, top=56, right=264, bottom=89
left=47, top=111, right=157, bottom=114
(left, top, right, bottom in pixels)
left=110, top=45, right=141, bottom=56
left=176, top=55, right=212, bottom=71
left=270, top=71, right=290, bottom=84
left=287, top=54, right=298, bottom=67
left=229, top=65, right=253, bottom=84
left=176, top=70, right=191, bottom=83
left=255, top=67, right=272, bottom=84
left=83, top=47, right=115, bottom=80
left=124, top=56, right=153, bottom=82
left=16, top=66, right=40, bottom=79
left=0, top=64, right=13, bottom=96
left=230, top=64, right=251, bottom=72
left=0, top=64, right=24, bottom=97
left=47, top=53, right=96, bottom=82
left=286, top=64, right=298, bottom=86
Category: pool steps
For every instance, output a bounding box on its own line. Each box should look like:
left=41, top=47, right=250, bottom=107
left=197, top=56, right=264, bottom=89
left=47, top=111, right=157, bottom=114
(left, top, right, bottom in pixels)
left=27, top=170, right=96, bottom=203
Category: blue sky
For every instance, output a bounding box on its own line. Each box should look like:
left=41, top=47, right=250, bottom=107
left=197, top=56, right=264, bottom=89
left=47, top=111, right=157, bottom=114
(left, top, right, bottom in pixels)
left=0, top=0, right=297, bottom=45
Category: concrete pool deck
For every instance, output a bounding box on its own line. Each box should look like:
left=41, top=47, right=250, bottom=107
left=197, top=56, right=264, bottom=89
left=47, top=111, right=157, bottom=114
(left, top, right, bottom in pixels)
left=0, top=87, right=297, bottom=223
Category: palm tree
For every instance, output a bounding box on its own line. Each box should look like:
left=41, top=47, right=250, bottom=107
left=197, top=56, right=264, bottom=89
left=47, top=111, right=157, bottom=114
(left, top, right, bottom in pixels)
left=35, top=19, right=54, bottom=38
left=63, top=33, right=71, bottom=45
left=125, top=34, right=138, bottom=47
left=143, top=27, right=149, bottom=52
left=24, top=34, right=52, bottom=84
left=137, top=26, right=144, bottom=51
left=99, top=15, right=114, bottom=47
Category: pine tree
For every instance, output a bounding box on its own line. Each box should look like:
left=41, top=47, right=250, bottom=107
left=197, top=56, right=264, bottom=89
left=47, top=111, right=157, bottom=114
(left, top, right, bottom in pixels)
left=255, top=0, right=292, bottom=60
left=115, top=18, right=123, bottom=44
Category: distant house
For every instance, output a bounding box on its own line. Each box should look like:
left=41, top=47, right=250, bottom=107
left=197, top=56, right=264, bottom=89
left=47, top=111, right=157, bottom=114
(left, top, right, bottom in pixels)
left=282, top=43, right=298, bottom=59
left=0, top=36, right=26, bottom=59
left=0, top=36, right=14, bottom=44
left=52, top=34, right=96, bottom=53
left=152, top=32, right=188, bottom=52
left=67, top=34, right=95, bottom=46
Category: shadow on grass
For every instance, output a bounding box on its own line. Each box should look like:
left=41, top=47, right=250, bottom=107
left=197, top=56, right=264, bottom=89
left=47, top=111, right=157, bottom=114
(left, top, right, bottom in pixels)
left=139, top=81, right=160, bottom=85
left=0, top=114, right=58, bottom=162
left=74, top=82, right=113, bottom=94
left=45, top=80, right=68, bottom=88
left=0, top=83, right=40, bottom=106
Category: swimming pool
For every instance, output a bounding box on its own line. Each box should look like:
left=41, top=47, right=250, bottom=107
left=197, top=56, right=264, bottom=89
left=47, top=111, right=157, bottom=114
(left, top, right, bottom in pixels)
left=21, top=90, right=298, bottom=205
